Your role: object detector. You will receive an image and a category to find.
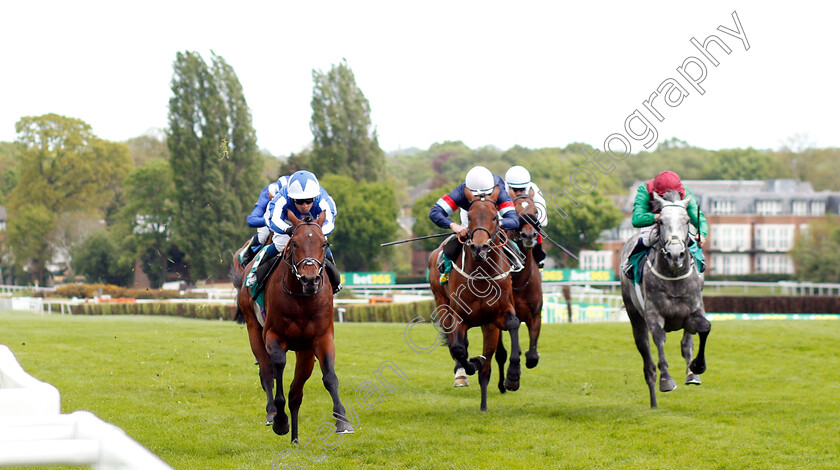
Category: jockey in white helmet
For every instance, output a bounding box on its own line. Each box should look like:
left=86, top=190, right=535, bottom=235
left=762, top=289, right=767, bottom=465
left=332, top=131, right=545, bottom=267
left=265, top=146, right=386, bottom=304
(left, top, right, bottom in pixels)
left=238, top=175, right=290, bottom=267
left=429, top=165, right=520, bottom=285
left=505, top=165, right=549, bottom=267
left=245, top=170, right=342, bottom=295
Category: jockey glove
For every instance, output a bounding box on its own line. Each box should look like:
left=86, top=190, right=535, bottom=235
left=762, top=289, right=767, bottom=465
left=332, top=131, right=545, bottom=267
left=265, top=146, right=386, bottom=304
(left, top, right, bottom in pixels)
left=283, top=226, right=295, bottom=236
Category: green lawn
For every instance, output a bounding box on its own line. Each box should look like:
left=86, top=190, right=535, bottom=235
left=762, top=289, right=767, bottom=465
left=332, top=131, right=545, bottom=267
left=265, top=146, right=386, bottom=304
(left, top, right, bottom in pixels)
left=1, top=311, right=838, bottom=469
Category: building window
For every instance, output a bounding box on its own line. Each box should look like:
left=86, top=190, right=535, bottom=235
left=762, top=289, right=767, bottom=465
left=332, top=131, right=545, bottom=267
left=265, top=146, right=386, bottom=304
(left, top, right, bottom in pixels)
left=711, top=253, right=750, bottom=275
left=792, top=200, right=808, bottom=216
left=754, top=224, right=795, bottom=252
left=755, top=254, right=794, bottom=274
left=810, top=201, right=825, bottom=216
left=756, top=200, right=781, bottom=216
left=711, top=224, right=751, bottom=252
left=710, top=200, right=735, bottom=215
left=580, top=250, right=612, bottom=271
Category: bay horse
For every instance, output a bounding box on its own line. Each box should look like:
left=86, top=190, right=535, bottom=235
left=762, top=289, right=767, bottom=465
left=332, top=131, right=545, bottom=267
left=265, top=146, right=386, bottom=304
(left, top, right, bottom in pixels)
left=428, top=185, right=522, bottom=411
left=495, top=188, right=543, bottom=393
left=262, top=210, right=354, bottom=442
left=619, top=190, right=711, bottom=408
left=231, top=238, right=277, bottom=426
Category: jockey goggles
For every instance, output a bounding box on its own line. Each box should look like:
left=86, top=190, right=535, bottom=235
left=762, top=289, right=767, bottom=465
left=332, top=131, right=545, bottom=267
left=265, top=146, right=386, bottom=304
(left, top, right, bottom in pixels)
left=293, top=197, right=315, bottom=205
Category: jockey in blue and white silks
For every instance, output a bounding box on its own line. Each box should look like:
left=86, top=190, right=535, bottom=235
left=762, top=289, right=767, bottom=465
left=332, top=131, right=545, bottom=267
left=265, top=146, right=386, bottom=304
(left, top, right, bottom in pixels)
left=245, top=170, right=342, bottom=294
left=238, top=175, right=289, bottom=267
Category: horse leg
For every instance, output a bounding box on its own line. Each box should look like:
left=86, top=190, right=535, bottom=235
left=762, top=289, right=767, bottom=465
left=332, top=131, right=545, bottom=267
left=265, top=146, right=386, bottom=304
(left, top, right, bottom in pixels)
left=447, top=322, right=484, bottom=376
left=687, top=313, right=711, bottom=375
left=313, top=337, right=355, bottom=435
left=288, top=350, right=315, bottom=444
left=649, top=321, right=676, bottom=393
left=265, top=330, right=289, bottom=435
left=479, top=325, right=500, bottom=412
left=245, top=310, right=277, bottom=425
left=681, top=331, right=701, bottom=385
left=628, top=309, right=658, bottom=408
left=495, top=332, right=507, bottom=394
left=503, top=310, right=522, bottom=392
left=525, top=304, right=542, bottom=369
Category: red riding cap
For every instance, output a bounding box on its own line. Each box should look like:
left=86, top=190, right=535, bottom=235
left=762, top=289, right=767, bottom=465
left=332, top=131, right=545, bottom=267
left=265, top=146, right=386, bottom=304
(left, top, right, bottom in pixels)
left=646, top=170, right=685, bottom=199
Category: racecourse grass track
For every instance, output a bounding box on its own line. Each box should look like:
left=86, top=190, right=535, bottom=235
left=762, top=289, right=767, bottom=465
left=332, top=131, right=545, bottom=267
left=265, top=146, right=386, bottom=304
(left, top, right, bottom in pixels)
left=1, top=310, right=838, bottom=470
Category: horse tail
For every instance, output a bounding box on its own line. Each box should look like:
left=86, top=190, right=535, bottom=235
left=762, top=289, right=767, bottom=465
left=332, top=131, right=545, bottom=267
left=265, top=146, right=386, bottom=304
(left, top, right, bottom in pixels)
left=233, top=305, right=245, bottom=324
left=229, top=265, right=243, bottom=290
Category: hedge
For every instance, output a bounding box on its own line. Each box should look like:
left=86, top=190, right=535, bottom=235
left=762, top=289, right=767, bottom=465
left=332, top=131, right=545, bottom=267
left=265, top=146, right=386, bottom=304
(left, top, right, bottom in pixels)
left=76, top=301, right=236, bottom=320
left=333, top=300, right=436, bottom=323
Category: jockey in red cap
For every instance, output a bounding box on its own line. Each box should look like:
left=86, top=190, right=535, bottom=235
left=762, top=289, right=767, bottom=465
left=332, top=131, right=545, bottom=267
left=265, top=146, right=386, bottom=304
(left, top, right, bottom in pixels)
left=622, top=170, right=708, bottom=280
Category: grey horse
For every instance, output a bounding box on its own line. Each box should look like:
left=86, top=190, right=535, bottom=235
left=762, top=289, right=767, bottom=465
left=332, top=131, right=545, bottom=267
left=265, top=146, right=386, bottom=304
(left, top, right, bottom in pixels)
left=619, top=190, right=711, bottom=408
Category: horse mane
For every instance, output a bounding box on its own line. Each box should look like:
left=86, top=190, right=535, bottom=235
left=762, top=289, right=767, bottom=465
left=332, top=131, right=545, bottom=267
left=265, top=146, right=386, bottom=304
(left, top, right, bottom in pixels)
left=650, top=189, right=682, bottom=212
left=301, top=214, right=314, bottom=223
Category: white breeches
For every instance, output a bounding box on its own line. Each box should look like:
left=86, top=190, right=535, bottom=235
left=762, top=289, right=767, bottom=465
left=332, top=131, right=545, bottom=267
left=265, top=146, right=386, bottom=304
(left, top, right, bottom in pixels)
left=272, top=233, right=290, bottom=254
left=257, top=226, right=271, bottom=245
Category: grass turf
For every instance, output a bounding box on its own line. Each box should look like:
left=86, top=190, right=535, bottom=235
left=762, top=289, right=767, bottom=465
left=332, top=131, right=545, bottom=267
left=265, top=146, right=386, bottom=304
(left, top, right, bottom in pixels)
left=1, top=310, right=838, bottom=469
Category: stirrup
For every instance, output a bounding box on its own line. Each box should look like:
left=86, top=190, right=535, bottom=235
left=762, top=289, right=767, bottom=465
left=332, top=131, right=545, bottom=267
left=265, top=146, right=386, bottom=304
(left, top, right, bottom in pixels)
left=622, top=264, right=633, bottom=279
left=333, top=283, right=343, bottom=295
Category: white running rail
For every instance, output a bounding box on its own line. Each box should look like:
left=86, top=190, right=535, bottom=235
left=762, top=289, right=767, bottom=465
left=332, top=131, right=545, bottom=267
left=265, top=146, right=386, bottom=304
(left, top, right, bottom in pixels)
left=0, top=345, right=172, bottom=469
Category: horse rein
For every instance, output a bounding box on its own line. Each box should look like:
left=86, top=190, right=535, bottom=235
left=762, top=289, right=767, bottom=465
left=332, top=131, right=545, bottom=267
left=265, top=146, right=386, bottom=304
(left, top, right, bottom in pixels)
left=282, top=220, right=329, bottom=296
left=450, top=196, right=512, bottom=281
left=651, top=204, right=695, bottom=282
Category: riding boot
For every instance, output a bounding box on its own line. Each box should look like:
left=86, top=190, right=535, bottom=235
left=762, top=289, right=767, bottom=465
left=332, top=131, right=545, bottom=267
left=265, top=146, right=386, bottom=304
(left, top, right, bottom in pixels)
left=246, top=244, right=278, bottom=288
left=534, top=242, right=546, bottom=268
left=240, top=234, right=261, bottom=267
left=325, top=258, right=342, bottom=295
left=622, top=237, right=647, bottom=279
left=439, top=235, right=461, bottom=284
left=504, top=242, right=525, bottom=272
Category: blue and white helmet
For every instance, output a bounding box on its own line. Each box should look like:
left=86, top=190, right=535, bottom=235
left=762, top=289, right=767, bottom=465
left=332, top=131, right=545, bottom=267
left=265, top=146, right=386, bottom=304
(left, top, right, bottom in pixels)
left=286, top=171, right=321, bottom=200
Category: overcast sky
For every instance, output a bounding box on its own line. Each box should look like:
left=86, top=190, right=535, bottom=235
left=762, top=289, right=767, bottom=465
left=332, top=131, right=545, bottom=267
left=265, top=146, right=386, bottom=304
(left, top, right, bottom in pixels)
left=2, top=1, right=838, bottom=157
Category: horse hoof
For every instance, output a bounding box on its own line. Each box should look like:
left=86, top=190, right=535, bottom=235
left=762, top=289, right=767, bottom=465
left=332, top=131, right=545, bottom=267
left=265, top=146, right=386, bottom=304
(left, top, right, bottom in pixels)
left=689, top=359, right=706, bottom=375
left=265, top=412, right=276, bottom=426
left=504, top=378, right=520, bottom=391
left=272, top=417, right=290, bottom=436
left=660, top=376, right=677, bottom=392
left=469, top=355, right=486, bottom=372
left=335, top=421, right=355, bottom=434
left=498, top=382, right=506, bottom=394
left=454, top=376, right=469, bottom=387
left=685, top=373, right=702, bottom=385
left=525, top=355, right=539, bottom=369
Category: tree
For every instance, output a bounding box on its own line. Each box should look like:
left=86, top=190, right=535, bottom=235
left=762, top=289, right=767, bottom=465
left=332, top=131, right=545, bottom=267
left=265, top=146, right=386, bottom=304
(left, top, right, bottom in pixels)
left=168, top=51, right=261, bottom=280
left=542, top=189, right=624, bottom=268
left=117, top=159, right=177, bottom=287
left=791, top=216, right=840, bottom=283
left=701, top=147, right=785, bottom=181
left=126, top=132, right=170, bottom=167
left=319, top=174, right=399, bottom=271
left=5, top=114, right=133, bottom=284
left=0, top=142, right=21, bottom=204
left=310, top=59, right=385, bottom=182
left=70, top=230, right=133, bottom=286
left=411, top=189, right=453, bottom=252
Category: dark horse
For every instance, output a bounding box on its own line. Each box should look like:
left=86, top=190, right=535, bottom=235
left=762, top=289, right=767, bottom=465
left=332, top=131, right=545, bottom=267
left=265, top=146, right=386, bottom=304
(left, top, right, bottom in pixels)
left=619, top=190, right=711, bottom=408
left=231, top=237, right=277, bottom=426
left=428, top=185, right=522, bottom=411
left=495, top=188, right=543, bottom=394
left=262, top=210, right=354, bottom=442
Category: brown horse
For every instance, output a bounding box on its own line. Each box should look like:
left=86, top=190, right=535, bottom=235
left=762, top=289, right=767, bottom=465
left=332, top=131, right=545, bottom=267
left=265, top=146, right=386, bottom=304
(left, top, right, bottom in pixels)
left=263, top=210, right=354, bottom=442
left=495, top=188, right=544, bottom=393
left=428, top=185, right=522, bottom=411
left=231, top=238, right=277, bottom=426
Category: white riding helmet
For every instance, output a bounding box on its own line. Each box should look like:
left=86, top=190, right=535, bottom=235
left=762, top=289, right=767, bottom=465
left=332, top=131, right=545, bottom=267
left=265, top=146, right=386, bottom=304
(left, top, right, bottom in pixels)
left=505, top=165, right=531, bottom=189
left=465, top=166, right=495, bottom=196
left=286, top=170, right=321, bottom=199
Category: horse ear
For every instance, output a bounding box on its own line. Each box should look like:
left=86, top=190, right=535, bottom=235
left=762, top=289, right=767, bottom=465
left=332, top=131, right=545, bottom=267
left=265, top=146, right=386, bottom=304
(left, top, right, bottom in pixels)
left=490, top=185, right=500, bottom=200
left=528, top=187, right=535, bottom=198
left=679, top=194, right=691, bottom=209
left=508, top=188, right=515, bottom=199
left=316, top=210, right=327, bottom=226
left=287, top=209, right=302, bottom=226
left=464, top=186, right=476, bottom=203
left=652, top=192, right=666, bottom=207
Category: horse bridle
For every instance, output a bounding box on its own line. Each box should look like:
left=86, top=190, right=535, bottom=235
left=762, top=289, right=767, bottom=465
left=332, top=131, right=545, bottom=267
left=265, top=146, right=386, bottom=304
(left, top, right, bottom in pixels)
left=463, top=196, right=503, bottom=258
left=282, top=220, right=329, bottom=295
left=511, top=194, right=539, bottom=242
left=655, top=203, right=691, bottom=256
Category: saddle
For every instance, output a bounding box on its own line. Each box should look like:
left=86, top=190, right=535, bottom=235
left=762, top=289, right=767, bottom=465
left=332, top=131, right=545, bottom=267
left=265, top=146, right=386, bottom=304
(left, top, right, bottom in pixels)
left=250, top=254, right=283, bottom=302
